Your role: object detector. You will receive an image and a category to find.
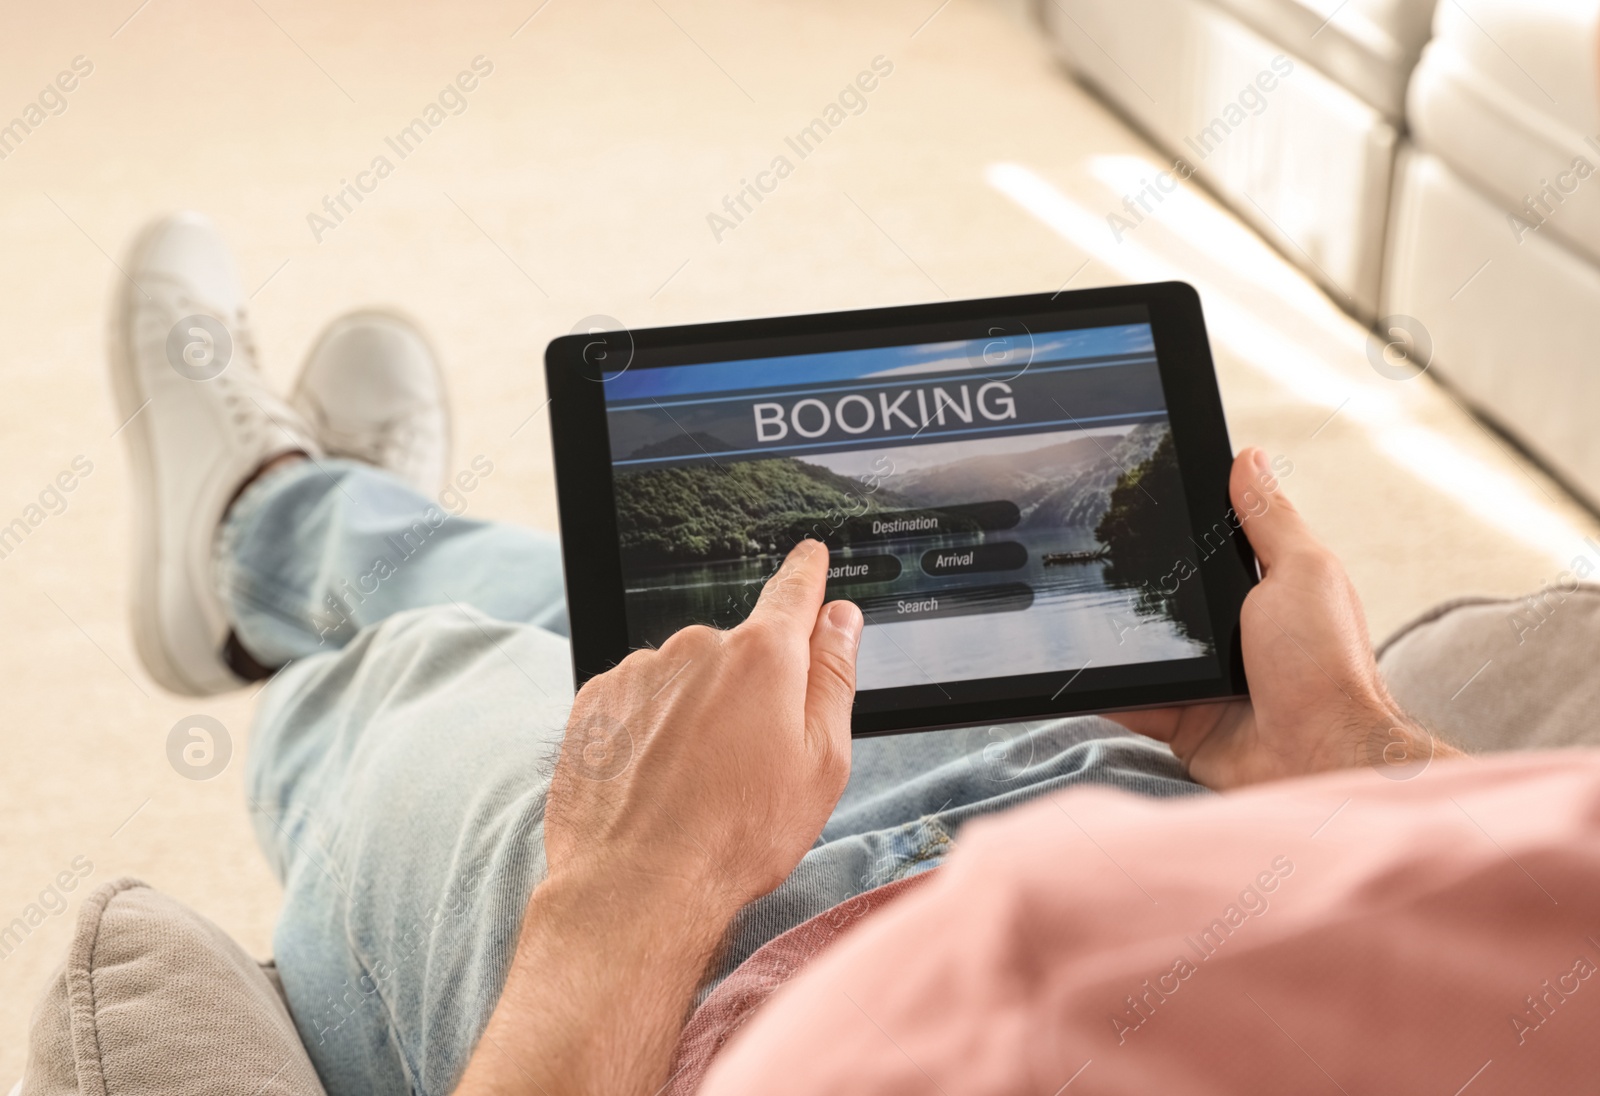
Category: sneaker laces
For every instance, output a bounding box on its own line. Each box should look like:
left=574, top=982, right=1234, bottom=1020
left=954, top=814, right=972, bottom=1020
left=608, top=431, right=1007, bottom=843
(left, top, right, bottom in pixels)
left=135, top=281, right=308, bottom=452
left=322, top=408, right=444, bottom=486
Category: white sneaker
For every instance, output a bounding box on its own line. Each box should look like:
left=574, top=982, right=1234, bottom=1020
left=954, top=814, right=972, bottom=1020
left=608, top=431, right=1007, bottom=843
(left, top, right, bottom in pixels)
left=291, top=311, right=451, bottom=496
left=109, top=212, right=320, bottom=697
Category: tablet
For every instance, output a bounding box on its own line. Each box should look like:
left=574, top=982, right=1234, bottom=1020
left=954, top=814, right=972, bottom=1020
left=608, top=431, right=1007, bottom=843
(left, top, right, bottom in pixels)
left=546, top=282, right=1256, bottom=736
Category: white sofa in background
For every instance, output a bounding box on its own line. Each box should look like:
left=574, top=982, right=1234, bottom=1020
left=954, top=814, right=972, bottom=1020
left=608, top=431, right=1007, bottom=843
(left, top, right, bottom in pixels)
left=1035, top=0, right=1439, bottom=319
left=1384, top=0, right=1600, bottom=508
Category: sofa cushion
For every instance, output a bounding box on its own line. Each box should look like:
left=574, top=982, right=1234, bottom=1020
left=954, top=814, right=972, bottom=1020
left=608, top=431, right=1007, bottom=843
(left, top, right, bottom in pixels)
left=1382, top=146, right=1600, bottom=507
left=1407, top=0, right=1600, bottom=261
left=19, top=878, right=324, bottom=1096
left=1378, top=582, right=1600, bottom=753
left=1430, top=0, right=1600, bottom=134
left=1209, top=0, right=1438, bottom=116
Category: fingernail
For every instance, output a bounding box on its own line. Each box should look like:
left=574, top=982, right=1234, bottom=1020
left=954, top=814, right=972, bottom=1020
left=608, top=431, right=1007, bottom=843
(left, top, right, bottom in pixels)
left=1251, top=448, right=1271, bottom=476
left=827, top=599, right=863, bottom=639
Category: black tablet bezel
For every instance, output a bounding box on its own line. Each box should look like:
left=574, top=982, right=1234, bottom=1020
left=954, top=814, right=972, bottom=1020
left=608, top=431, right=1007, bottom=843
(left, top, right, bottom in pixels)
left=546, top=281, right=1255, bottom=737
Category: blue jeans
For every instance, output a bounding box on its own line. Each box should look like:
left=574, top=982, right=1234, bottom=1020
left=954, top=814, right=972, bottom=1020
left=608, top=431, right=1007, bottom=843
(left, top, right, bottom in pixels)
left=226, top=460, right=1204, bottom=1096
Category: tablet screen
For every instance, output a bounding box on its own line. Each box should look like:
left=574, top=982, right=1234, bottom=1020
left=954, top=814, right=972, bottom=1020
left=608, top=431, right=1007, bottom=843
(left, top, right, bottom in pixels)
left=599, top=314, right=1217, bottom=693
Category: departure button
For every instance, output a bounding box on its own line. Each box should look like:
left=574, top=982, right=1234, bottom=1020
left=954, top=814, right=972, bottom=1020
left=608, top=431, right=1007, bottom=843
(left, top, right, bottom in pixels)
left=826, top=554, right=902, bottom=584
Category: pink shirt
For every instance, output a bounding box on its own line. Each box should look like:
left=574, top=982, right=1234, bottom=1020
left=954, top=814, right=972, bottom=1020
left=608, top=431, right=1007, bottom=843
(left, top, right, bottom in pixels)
left=699, top=751, right=1600, bottom=1094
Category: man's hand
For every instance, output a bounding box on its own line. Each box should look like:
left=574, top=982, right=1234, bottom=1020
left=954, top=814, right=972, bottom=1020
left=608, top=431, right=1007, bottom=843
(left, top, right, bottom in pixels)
left=1111, top=448, right=1460, bottom=790
left=546, top=536, right=860, bottom=912
left=454, top=539, right=862, bottom=1096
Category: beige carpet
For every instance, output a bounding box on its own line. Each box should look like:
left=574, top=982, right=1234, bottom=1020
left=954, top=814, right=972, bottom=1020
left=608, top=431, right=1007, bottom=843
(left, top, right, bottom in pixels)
left=2, top=0, right=1595, bottom=1079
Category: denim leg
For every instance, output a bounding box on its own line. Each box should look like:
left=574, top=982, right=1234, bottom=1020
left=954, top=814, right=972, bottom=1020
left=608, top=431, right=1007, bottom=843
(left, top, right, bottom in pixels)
left=226, top=459, right=576, bottom=1094
left=831, top=717, right=1192, bottom=837
left=712, top=721, right=1204, bottom=980
left=215, top=458, right=567, bottom=667
left=247, top=607, right=572, bottom=1096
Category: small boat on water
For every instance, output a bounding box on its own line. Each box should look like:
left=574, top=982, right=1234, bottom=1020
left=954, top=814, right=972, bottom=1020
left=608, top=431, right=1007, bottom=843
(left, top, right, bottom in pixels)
left=1042, top=547, right=1110, bottom=565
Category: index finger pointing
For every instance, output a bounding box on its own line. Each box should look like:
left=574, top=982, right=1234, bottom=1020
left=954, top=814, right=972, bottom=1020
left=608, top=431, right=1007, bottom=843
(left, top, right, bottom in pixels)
left=746, top=539, right=830, bottom=634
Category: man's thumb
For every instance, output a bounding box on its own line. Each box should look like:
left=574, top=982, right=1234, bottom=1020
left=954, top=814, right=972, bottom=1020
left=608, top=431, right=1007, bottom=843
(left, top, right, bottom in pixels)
left=1230, top=448, right=1310, bottom=569
left=805, top=600, right=862, bottom=750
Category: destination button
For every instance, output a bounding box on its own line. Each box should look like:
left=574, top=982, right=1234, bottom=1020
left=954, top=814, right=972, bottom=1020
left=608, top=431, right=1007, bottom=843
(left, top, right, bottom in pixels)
left=843, top=500, right=1021, bottom=543
left=854, top=582, right=1034, bottom=624
left=825, top=554, right=901, bottom=585
left=921, top=541, right=1028, bottom=576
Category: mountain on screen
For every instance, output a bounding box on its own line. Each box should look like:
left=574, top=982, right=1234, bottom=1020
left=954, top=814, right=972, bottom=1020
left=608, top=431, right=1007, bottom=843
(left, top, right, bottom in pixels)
left=890, top=422, right=1168, bottom=533
left=624, top=431, right=736, bottom=461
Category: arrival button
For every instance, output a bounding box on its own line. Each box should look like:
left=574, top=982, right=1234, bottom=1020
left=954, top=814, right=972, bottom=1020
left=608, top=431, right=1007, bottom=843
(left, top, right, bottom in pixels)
left=853, top=582, right=1034, bottom=624
left=826, top=554, right=902, bottom=585
left=921, top=541, right=1028, bottom=576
